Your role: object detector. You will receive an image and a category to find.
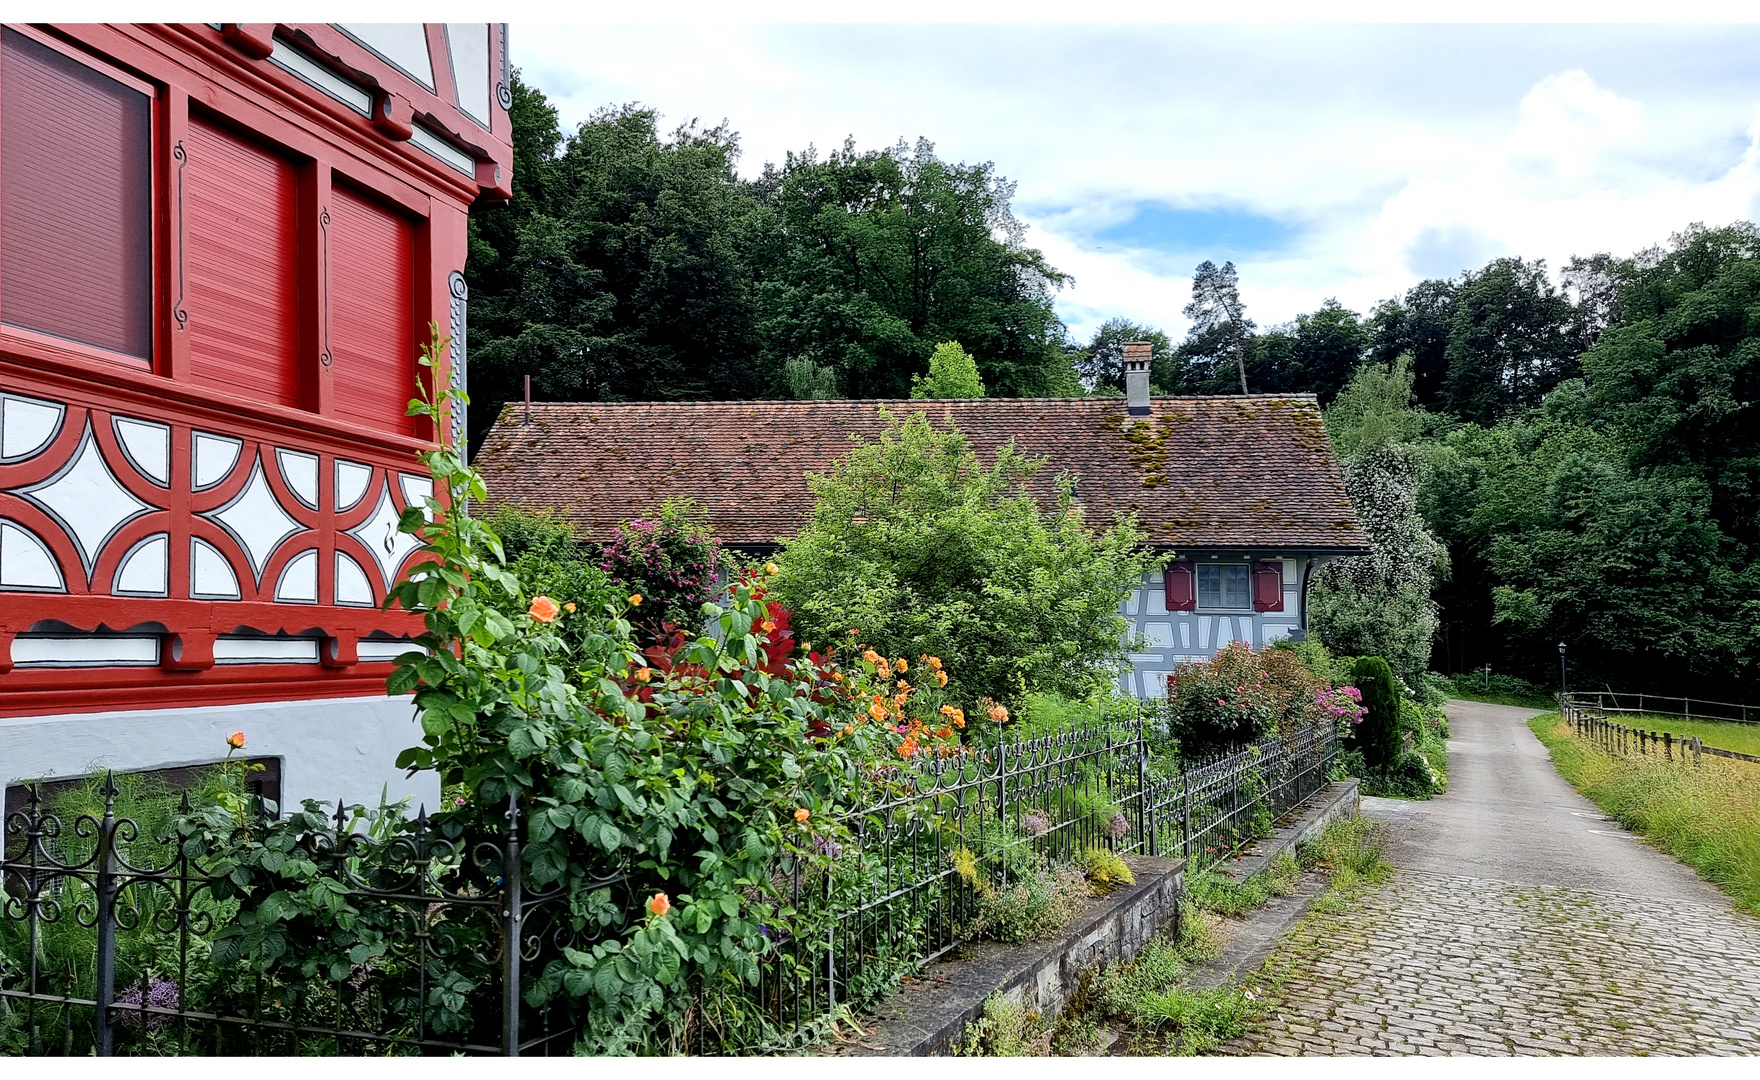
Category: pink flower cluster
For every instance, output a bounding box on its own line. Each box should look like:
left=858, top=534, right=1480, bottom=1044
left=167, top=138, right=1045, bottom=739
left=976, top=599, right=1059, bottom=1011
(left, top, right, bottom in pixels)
left=1314, top=684, right=1367, bottom=725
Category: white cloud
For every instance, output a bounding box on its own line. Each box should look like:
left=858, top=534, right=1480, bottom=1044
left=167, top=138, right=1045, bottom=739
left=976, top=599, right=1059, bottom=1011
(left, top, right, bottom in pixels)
left=513, top=24, right=1760, bottom=342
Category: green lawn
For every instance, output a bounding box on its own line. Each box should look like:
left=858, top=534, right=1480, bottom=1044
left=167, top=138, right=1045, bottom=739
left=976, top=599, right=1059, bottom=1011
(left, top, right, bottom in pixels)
left=1529, top=713, right=1760, bottom=914
left=1584, top=713, right=1760, bottom=758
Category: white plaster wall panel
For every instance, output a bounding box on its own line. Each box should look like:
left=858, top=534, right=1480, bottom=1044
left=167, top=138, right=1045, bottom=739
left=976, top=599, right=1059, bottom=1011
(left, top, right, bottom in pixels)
left=347, top=484, right=422, bottom=588
left=400, top=474, right=434, bottom=521
left=276, top=449, right=320, bottom=509
left=207, top=456, right=302, bottom=581
left=1141, top=621, right=1174, bottom=648
left=112, top=418, right=170, bottom=486
left=335, top=551, right=374, bottom=606
left=357, top=639, right=422, bottom=662
left=1178, top=619, right=1191, bottom=650
left=275, top=549, right=318, bottom=603
left=0, top=520, right=64, bottom=590
left=190, top=537, right=241, bottom=600
left=0, top=393, right=64, bottom=461
left=113, top=533, right=169, bottom=596
left=17, top=425, right=155, bottom=578
left=1263, top=623, right=1292, bottom=644
left=335, top=460, right=372, bottom=512
left=1199, top=616, right=1213, bottom=650
left=1144, top=582, right=1167, bottom=616
left=192, top=432, right=242, bottom=490
left=12, top=635, right=159, bottom=666
left=214, top=636, right=320, bottom=663
left=0, top=694, right=439, bottom=813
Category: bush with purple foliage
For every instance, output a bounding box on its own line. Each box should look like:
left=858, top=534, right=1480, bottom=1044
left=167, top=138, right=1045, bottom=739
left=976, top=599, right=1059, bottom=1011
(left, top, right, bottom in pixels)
left=598, top=499, right=724, bottom=641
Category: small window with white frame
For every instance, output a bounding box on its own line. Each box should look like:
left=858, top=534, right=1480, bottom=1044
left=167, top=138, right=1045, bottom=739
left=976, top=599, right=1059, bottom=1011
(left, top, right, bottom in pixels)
left=1197, top=563, right=1251, bottom=610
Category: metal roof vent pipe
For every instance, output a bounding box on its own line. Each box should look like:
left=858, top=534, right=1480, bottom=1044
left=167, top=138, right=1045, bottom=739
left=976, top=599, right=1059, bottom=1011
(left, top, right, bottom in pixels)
left=1123, top=341, right=1152, bottom=417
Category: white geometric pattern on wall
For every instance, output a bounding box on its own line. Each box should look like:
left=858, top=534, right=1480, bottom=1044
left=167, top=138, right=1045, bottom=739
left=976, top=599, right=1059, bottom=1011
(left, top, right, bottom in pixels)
left=113, top=532, right=170, bottom=597
left=335, top=550, right=374, bottom=606
left=0, top=519, right=65, bottom=591
left=277, top=449, right=320, bottom=510
left=0, top=393, right=65, bottom=462
left=191, top=537, right=241, bottom=600
left=16, top=423, right=156, bottom=581
left=346, top=481, right=422, bottom=588
left=335, top=460, right=373, bottom=513
left=113, top=417, right=171, bottom=487
left=205, top=454, right=304, bottom=583
left=192, top=432, right=242, bottom=490
left=275, top=548, right=319, bottom=603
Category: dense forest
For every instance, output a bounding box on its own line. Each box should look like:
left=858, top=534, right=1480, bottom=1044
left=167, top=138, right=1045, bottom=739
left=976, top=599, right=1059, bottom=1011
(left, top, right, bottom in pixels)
left=465, top=73, right=1760, bottom=700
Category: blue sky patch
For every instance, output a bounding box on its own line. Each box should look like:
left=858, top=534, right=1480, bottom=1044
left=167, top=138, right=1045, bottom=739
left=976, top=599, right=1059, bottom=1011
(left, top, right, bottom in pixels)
left=1090, top=204, right=1299, bottom=257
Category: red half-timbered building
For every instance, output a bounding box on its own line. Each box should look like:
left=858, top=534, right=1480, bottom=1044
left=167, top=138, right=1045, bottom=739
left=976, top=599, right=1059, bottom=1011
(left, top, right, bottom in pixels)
left=0, top=23, right=512, bottom=809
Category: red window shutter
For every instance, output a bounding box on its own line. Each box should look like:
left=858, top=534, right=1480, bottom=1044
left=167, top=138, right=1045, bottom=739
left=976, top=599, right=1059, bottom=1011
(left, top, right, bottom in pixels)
left=185, top=116, right=301, bottom=407
left=1164, top=560, right=1195, bottom=611
left=330, top=185, right=415, bottom=436
left=1253, top=561, right=1284, bottom=612
left=1, top=28, right=152, bottom=359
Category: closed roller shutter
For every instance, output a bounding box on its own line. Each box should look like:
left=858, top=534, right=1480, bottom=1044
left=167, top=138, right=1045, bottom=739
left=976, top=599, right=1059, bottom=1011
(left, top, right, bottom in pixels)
left=329, top=185, right=414, bottom=435
left=184, top=115, right=301, bottom=407
left=0, top=27, right=152, bottom=360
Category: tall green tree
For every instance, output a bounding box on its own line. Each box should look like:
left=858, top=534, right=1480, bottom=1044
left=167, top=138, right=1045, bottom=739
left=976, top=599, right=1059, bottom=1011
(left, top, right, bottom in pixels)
left=1366, top=278, right=1455, bottom=408
left=1074, top=317, right=1174, bottom=393
left=1181, top=260, right=1255, bottom=393
left=1442, top=257, right=1577, bottom=425
left=911, top=340, right=986, bottom=398
left=748, top=137, right=1077, bottom=399
left=1245, top=299, right=1366, bottom=404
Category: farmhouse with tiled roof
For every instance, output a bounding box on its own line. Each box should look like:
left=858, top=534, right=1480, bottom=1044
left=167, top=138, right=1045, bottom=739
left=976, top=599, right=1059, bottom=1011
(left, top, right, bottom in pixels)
left=473, top=346, right=1369, bottom=698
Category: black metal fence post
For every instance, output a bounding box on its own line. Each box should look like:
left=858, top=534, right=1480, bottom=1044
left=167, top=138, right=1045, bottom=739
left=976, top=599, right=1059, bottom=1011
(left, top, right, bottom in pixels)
left=93, top=773, right=119, bottom=1057
left=502, top=793, right=522, bottom=1057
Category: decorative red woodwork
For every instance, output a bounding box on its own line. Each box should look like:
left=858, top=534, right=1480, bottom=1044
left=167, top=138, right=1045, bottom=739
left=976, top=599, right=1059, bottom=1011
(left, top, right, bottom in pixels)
left=1253, top=561, right=1285, bottom=612
left=0, top=27, right=153, bottom=362
left=184, top=114, right=302, bottom=408
left=0, top=22, right=504, bottom=719
left=329, top=185, right=417, bottom=437
left=1164, top=560, right=1195, bottom=612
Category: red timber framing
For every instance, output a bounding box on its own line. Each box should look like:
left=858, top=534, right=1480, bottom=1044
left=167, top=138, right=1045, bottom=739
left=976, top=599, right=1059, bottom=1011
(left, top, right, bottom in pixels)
left=0, top=23, right=512, bottom=716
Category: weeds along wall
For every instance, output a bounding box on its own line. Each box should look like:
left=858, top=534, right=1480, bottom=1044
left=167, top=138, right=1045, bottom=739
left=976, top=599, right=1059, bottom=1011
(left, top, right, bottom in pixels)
left=0, top=720, right=1339, bottom=1056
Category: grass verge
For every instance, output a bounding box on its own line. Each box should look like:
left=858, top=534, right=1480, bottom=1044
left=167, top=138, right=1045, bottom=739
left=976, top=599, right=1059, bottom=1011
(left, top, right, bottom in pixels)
left=1529, top=713, right=1760, bottom=914
left=954, top=815, right=1393, bottom=1057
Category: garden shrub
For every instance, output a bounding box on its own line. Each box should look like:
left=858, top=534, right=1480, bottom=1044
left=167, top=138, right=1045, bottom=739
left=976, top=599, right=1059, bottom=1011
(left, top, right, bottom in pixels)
left=1081, top=848, right=1135, bottom=894
left=974, top=865, right=1088, bottom=943
left=1349, top=656, right=1401, bottom=773
left=1161, top=643, right=1330, bottom=756
left=597, top=498, right=724, bottom=642
left=767, top=409, right=1159, bottom=707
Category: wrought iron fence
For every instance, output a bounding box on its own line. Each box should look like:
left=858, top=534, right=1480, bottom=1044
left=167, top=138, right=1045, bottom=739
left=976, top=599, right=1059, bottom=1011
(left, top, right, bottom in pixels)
left=4, top=719, right=1339, bottom=1056
left=745, top=717, right=1340, bottom=1048
left=0, top=784, right=630, bottom=1057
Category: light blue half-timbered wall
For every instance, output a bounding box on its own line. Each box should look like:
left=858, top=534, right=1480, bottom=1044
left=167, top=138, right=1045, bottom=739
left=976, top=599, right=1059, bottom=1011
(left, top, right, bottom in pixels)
left=1116, top=555, right=1328, bottom=699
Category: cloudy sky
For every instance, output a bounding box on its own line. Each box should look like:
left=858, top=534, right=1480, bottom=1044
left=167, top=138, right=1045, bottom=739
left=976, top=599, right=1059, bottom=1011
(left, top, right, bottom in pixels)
left=513, top=21, right=1760, bottom=342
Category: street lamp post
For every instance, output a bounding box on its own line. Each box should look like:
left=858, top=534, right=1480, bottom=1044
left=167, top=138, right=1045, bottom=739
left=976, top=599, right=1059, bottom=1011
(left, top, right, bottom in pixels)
left=1558, top=642, right=1568, bottom=700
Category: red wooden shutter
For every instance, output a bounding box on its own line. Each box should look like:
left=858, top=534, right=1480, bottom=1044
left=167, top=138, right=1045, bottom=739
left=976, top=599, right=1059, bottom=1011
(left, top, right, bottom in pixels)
left=1164, top=560, right=1195, bottom=611
left=1253, top=561, right=1284, bottom=611
left=1, top=28, right=152, bottom=360
left=330, top=185, right=415, bottom=436
left=184, top=116, right=301, bottom=407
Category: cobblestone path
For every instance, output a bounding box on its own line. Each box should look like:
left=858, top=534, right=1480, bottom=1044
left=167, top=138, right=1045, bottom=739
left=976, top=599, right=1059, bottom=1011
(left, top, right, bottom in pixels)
left=1229, top=869, right=1760, bottom=1055
left=1226, top=700, right=1760, bottom=1056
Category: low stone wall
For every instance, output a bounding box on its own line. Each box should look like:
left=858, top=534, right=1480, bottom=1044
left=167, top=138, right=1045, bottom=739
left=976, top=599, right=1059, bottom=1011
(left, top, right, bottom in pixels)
left=839, top=853, right=1185, bottom=1056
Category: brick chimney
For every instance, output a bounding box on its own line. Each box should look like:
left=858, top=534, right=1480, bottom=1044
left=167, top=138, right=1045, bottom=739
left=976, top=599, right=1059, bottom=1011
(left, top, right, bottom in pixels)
left=1123, top=341, right=1152, bottom=417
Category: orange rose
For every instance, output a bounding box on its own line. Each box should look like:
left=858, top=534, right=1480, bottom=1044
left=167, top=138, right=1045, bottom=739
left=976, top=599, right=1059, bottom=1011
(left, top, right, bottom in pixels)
left=989, top=704, right=1009, bottom=723
left=936, top=671, right=948, bottom=687
left=529, top=595, right=560, bottom=622
left=894, top=658, right=908, bottom=674
left=761, top=619, right=777, bottom=633
left=794, top=807, right=811, bottom=824
left=565, top=601, right=577, bottom=613
left=226, top=731, right=246, bottom=750
left=628, top=593, right=643, bottom=606
left=869, top=701, right=889, bottom=722
left=862, top=649, right=882, bottom=665
left=764, top=562, right=779, bottom=576
left=634, top=667, right=653, bottom=683
left=648, top=892, right=670, bottom=918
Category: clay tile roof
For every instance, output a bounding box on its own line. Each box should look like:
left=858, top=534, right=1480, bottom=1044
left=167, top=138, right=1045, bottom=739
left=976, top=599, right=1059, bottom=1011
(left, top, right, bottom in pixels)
left=471, top=396, right=1370, bottom=552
